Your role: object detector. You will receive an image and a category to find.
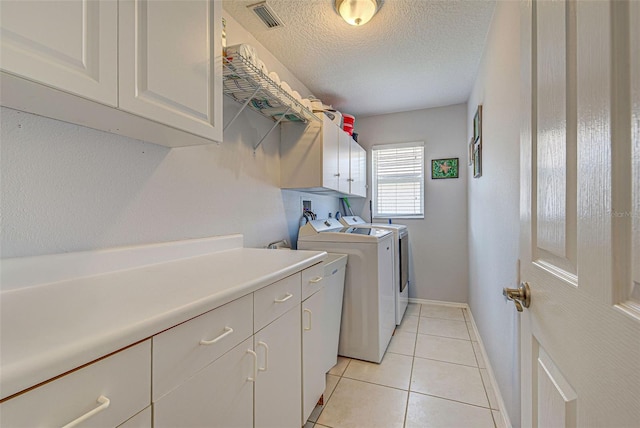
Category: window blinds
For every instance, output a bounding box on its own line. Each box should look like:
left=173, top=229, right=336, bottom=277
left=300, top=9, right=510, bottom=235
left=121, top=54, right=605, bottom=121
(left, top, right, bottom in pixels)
left=372, top=142, right=425, bottom=218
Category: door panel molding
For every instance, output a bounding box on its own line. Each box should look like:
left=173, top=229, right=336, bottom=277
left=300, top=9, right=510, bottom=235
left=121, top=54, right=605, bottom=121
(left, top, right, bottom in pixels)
left=537, top=347, right=577, bottom=428
left=533, top=0, right=577, bottom=279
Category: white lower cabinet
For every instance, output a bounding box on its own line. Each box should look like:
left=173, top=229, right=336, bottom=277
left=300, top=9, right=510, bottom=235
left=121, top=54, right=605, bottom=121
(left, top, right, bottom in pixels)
left=0, top=265, right=324, bottom=428
left=0, top=340, right=151, bottom=428
left=153, top=337, right=255, bottom=428
left=254, top=305, right=302, bottom=428
left=151, top=271, right=307, bottom=428
left=302, top=286, right=326, bottom=423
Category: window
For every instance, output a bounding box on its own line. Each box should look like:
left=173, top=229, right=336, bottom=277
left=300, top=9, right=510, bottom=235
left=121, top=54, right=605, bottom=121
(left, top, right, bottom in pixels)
left=372, top=142, right=425, bottom=219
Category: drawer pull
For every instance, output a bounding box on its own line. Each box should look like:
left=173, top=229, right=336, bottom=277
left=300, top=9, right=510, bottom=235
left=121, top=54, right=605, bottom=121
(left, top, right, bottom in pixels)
left=199, top=326, right=234, bottom=345
left=246, top=349, right=258, bottom=382
left=304, top=308, right=313, bottom=331
left=274, top=293, right=293, bottom=303
left=309, top=276, right=323, bottom=283
left=61, top=395, right=110, bottom=428
left=257, top=341, right=269, bottom=372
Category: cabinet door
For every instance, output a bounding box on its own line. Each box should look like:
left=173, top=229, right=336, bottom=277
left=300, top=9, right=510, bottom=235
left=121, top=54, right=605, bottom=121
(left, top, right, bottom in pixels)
left=154, top=338, right=254, bottom=428
left=302, top=289, right=327, bottom=424
left=349, top=139, right=367, bottom=197
left=338, top=130, right=352, bottom=193
left=322, top=115, right=341, bottom=191
left=254, top=305, right=302, bottom=428
left=0, top=0, right=118, bottom=106
left=118, top=0, right=223, bottom=142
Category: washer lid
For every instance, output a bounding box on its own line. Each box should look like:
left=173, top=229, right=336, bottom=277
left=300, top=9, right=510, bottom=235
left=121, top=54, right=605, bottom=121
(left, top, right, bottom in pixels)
left=342, top=227, right=389, bottom=238
left=298, top=227, right=392, bottom=243
left=339, top=216, right=366, bottom=226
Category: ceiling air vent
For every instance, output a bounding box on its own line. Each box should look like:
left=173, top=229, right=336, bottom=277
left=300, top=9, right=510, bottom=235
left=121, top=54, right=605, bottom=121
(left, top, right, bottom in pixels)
left=248, top=1, right=284, bottom=29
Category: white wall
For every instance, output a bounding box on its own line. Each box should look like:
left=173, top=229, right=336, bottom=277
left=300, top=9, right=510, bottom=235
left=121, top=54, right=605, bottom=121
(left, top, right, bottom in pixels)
left=467, top=1, right=521, bottom=426
left=0, top=13, right=338, bottom=259
left=355, top=104, right=469, bottom=303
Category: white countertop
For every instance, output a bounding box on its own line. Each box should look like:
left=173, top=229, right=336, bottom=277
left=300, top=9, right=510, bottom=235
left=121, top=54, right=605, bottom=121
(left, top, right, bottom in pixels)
left=0, top=236, right=326, bottom=400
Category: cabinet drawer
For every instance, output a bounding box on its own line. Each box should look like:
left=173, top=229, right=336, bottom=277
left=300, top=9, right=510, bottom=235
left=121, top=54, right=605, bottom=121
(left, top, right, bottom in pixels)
left=301, top=262, right=325, bottom=300
left=254, top=273, right=301, bottom=332
left=0, top=340, right=151, bottom=428
left=152, top=294, right=253, bottom=401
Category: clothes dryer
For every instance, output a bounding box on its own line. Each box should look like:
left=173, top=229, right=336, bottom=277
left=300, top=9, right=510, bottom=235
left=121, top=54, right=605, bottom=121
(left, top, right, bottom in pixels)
left=298, top=218, right=394, bottom=363
left=340, top=216, right=409, bottom=325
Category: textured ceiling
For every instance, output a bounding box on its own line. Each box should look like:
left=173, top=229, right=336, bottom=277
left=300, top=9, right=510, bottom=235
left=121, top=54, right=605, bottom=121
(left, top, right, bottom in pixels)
left=222, top=0, right=496, bottom=118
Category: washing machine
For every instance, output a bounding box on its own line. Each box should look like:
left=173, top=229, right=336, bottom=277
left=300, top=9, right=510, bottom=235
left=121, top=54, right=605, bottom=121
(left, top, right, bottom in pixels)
left=298, top=218, right=395, bottom=363
left=340, top=216, right=409, bottom=325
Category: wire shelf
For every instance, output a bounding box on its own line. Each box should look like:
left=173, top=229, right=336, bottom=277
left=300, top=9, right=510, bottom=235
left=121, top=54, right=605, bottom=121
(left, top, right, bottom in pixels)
left=222, top=55, right=319, bottom=125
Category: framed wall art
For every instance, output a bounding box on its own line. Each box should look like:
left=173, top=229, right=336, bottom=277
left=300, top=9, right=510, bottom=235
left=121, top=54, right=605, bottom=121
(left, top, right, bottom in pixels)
left=473, top=143, right=482, bottom=178
left=473, top=105, right=483, bottom=147
left=431, top=158, right=459, bottom=179
left=472, top=105, right=483, bottom=178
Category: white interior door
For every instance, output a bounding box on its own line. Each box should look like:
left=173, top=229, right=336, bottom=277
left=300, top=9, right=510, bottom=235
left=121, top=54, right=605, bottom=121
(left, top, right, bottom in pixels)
left=519, top=1, right=640, bottom=427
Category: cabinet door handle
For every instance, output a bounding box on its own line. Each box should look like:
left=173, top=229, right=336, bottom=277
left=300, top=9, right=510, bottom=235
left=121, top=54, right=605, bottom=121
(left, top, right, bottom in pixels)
left=334, top=173, right=340, bottom=177
left=309, top=276, right=323, bottom=284
left=61, top=395, right=110, bottom=428
left=304, top=308, right=313, bottom=331
left=199, top=326, right=233, bottom=345
left=246, top=349, right=257, bottom=382
left=274, top=293, right=293, bottom=303
left=257, top=341, right=269, bottom=372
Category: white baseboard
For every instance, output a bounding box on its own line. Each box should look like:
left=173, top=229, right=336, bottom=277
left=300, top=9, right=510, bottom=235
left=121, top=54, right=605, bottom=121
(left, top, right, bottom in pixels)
left=408, top=298, right=513, bottom=428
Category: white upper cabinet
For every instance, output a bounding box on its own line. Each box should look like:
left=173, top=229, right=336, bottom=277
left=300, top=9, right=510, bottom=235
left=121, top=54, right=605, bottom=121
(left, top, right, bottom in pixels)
left=0, top=0, right=118, bottom=106
left=349, top=138, right=367, bottom=197
left=281, top=114, right=366, bottom=197
left=0, top=0, right=223, bottom=147
left=322, top=119, right=341, bottom=192
left=338, top=128, right=352, bottom=194
left=118, top=0, right=222, bottom=142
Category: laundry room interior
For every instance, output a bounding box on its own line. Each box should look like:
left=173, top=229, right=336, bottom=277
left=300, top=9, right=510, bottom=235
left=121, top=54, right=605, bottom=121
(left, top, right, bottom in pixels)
left=3, top=1, right=638, bottom=427
left=0, top=1, right=520, bottom=427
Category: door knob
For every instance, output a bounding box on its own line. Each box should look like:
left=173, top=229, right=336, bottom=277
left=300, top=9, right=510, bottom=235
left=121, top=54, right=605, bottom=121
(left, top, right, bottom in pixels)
left=503, top=282, right=531, bottom=312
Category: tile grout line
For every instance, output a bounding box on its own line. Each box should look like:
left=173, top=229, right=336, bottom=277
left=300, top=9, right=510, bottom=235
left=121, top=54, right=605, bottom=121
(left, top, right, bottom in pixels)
left=412, top=354, right=481, bottom=369
left=416, top=331, right=472, bottom=342
left=403, top=350, right=417, bottom=427
left=408, top=389, right=496, bottom=411
left=402, top=303, right=421, bottom=428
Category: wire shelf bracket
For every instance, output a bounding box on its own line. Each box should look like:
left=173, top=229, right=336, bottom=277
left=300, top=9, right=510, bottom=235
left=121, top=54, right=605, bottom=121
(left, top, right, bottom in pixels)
left=222, top=54, right=320, bottom=147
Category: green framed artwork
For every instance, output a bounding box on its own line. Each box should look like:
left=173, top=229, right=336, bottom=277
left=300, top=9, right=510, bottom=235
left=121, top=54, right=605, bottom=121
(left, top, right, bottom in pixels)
left=431, top=158, right=459, bottom=179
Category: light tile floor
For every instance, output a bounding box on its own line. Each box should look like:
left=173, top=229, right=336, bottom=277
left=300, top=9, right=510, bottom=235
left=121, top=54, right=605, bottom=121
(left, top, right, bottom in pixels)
left=304, top=302, right=505, bottom=428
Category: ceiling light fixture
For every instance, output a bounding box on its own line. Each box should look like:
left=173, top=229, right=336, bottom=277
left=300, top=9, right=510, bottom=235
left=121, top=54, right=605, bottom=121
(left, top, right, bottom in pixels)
left=335, top=0, right=382, bottom=26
